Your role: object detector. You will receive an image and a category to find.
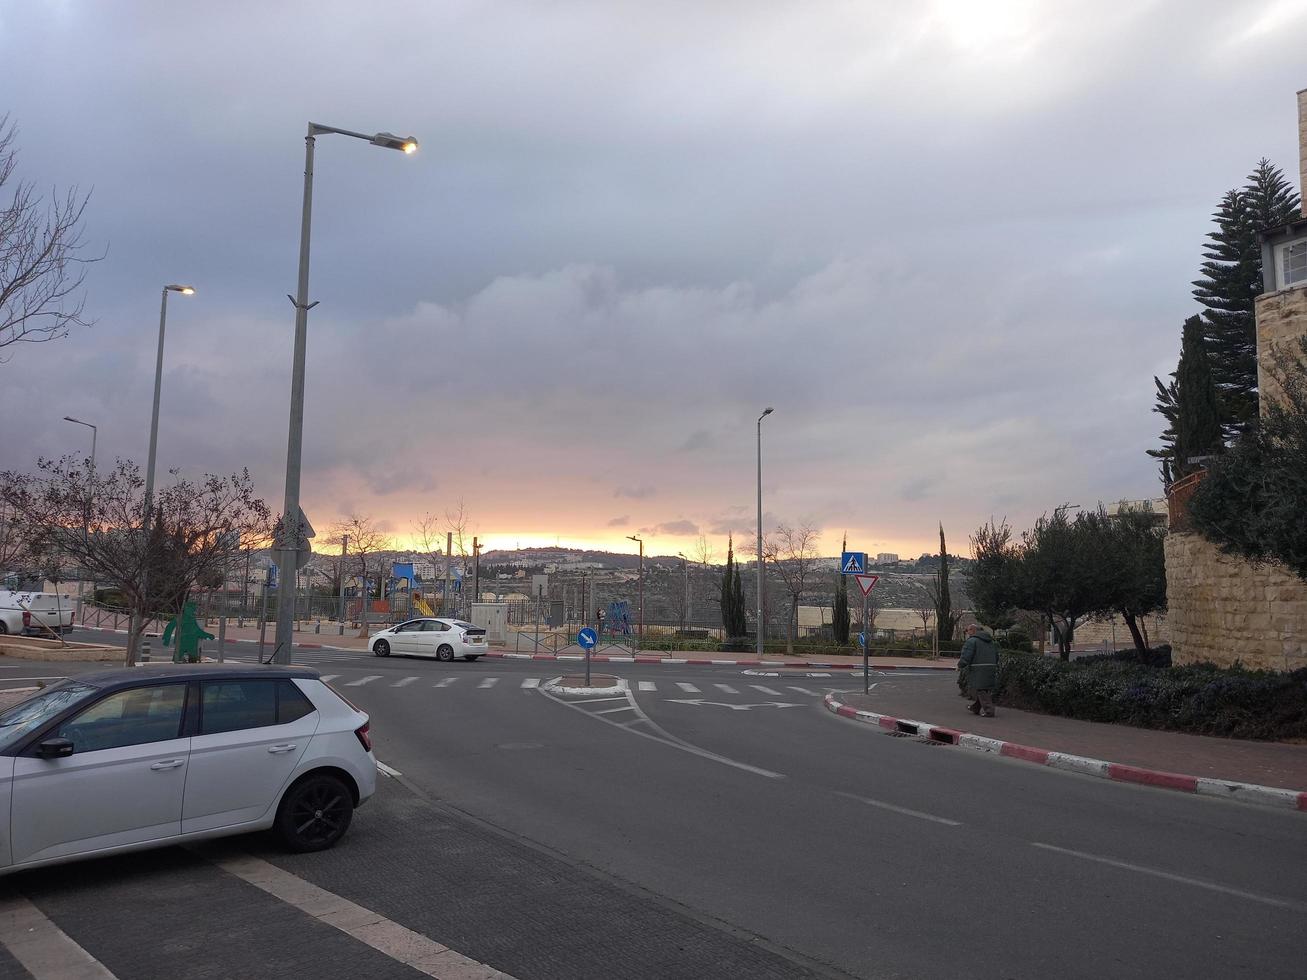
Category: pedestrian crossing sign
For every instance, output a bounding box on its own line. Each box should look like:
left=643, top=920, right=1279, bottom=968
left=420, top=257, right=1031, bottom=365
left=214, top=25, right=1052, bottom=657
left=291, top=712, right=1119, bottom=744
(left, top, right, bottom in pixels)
left=840, top=552, right=866, bottom=575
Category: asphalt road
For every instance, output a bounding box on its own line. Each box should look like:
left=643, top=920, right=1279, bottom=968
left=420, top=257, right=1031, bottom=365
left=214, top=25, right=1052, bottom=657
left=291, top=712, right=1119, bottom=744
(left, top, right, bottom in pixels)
left=4, top=639, right=1304, bottom=979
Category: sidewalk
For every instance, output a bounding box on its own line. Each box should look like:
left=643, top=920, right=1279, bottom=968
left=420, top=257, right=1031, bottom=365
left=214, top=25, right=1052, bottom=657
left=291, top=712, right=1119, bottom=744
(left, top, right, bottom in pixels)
left=828, top=676, right=1307, bottom=805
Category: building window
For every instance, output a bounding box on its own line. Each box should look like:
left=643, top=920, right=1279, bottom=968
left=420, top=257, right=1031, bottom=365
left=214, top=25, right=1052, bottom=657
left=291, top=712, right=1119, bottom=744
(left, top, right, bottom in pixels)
left=1282, top=239, right=1307, bottom=288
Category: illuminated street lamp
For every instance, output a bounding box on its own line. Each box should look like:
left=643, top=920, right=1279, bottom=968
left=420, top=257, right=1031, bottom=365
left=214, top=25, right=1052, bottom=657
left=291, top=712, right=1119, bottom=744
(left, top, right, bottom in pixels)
left=756, top=406, right=773, bottom=657
left=271, top=122, right=418, bottom=664
left=63, top=415, right=97, bottom=624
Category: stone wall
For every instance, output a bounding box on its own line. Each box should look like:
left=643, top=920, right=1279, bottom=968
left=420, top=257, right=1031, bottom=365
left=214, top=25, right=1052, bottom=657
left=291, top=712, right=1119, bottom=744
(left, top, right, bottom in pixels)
left=1164, top=531, right=1307, bottom=671
left=1255, top=285, right=1307, bottom=411
left=1072, top=613, right=1169, bottom=649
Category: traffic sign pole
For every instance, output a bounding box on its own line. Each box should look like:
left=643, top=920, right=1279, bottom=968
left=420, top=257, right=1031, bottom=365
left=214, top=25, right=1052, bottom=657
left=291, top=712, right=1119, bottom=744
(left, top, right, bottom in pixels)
left=863, top=590, right=870, bottom=694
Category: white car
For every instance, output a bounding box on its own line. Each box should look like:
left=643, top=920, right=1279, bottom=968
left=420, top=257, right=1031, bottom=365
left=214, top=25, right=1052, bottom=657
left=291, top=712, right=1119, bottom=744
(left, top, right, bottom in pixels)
left=0, top=663, right=376, bottom=874
left=0, top=591, right=76, bottom=635
left=370, top=617, right=488, bottom=661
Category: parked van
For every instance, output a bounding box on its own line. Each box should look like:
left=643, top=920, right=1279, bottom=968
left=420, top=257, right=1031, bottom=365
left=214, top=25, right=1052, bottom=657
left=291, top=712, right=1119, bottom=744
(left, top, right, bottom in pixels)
left=0, top=591, right=76, bottom=635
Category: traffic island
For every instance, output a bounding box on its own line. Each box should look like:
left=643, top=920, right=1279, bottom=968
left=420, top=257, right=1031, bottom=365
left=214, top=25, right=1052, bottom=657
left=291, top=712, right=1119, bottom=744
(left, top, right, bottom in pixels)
left=543, top=674, right=624, bottom=696
left=0, top=637, right=123, bottom=662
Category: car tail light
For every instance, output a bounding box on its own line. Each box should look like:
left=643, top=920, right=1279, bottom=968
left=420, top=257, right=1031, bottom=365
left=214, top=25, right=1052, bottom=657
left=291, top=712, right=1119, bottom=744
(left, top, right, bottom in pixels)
left=21, top=611, right=30, bottom=628
left=355, top=722, right=372, bottom=753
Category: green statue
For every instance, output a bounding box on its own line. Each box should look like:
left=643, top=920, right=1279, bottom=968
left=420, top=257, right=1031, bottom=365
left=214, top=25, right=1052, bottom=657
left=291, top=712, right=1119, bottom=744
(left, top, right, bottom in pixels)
left=163, top=601, right=214, bottom=663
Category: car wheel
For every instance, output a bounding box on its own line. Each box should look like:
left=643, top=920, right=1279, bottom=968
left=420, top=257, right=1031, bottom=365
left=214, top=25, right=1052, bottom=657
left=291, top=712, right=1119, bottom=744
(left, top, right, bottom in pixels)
left=465, top=655, right=480, bottom=662
left=373, top=640, right=390, bottom=657
left=275, top=772, right=354, bottom=853
left=0, top=621, right=7, bottom=635
left=437, top=644, right=455, bottom=662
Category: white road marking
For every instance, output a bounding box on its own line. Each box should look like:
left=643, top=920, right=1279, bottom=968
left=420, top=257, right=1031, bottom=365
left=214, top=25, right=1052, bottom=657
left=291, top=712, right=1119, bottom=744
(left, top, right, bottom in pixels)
left=750, top=684, right=782, bottom=695
left=787, top=686, right=820, bottom=696
left=574, top=695, right=627, bottom=703
left=676, top=682, right=701, bottom=693
left=638, top=681, right=657, bottom=692
left=376, top=761, right=403, bottom=778
left=320, top=674, right=340, bottom=682
left=713, top=683, right=739, bottom=694
left=434, top=677, right=458, bottom=687
left=806, top=672, right=831, bottom=677
left=215, top=853, right=517, bottom=979
left=1030, top=843, right=1307, bottom=912
left=477, top=677, right=499, bottom=688
left=595, top=705, right=636, bottom=715
left=521, top=677, right=541, bottom=688
left=666, top=699, right=804, bottom=711
left=392, top=676, right=419, bottom=687
left=835, top=791, right=962, bottom=827
left=346, top=675, right=381, bottom=687
left=0, top=894, right=118, bottom=978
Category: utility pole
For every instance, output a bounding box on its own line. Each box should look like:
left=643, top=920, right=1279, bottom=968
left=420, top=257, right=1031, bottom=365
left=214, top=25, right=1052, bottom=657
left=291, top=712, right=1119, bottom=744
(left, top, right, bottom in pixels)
left=472, top=536, right=482, bottom=617
left=444, top=531, right=453, bottom=616
left=756, top=406, right=773, bottom=657
left=626, top=535, right=644, bottom=640
left=337, top=534, right=348, bottom=626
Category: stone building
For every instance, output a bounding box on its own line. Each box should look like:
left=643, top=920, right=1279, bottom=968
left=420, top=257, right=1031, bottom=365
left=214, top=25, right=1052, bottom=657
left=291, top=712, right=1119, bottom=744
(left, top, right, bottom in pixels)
left=1163, top=88, right=1307, bottom=672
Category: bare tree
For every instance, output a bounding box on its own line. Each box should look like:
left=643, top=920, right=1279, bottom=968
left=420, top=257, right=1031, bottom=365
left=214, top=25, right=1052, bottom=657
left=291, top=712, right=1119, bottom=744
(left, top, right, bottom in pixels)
left=0, top=117, right=99, bottom=358
left=444, top=498, right=471, bottom=563
left=0, top=501, right=42, bottom=578
left=693, top=533, right=716, bottom=568
left=326, top=514, right=393, bottom=639
left=763, top=523, right=821, bottom=655
left=0, top=457, right=269, bottom=664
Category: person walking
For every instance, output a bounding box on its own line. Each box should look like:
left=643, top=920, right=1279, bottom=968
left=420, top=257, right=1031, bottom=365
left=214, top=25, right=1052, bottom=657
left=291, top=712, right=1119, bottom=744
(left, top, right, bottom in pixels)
left=958, top=623, right=999, bottom=717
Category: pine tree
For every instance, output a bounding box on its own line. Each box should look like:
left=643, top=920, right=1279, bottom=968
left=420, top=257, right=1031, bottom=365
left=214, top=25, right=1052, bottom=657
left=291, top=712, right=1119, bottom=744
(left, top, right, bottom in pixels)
left=731, top=552, right=747, bottom=638
left=833, top=532, right=850, bottom=645
left=720, top=535, right=736, bottom=637
left=1173, top=314, right=1224, bottom=478
left=1147, top=374, right=1180, bottom=485
left=932, top=524, right=958, bottom=642
left=1192, top=161, right=1301, bottom=435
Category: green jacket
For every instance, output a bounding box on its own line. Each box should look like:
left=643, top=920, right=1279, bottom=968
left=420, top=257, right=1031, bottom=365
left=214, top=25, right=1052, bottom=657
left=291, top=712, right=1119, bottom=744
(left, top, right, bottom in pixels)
left=958, top=630, right=999, bottom=691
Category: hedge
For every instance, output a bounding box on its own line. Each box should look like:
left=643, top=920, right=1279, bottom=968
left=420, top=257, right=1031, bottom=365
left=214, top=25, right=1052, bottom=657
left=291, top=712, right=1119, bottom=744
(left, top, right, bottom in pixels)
left=996, top=651, right=1307, bottom=741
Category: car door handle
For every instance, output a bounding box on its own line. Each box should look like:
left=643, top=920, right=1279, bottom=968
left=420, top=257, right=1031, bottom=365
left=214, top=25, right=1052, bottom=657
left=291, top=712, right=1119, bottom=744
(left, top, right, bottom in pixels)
left=267, top=743, right=298, bottom=754
left=150, top=759, right=185, bottom=770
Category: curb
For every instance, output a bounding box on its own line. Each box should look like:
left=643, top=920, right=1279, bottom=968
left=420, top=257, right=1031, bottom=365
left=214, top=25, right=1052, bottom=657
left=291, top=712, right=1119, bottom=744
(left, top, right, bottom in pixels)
left=483, top=652, right=952, bottom=671
left=541, top=678, right=626, bottom=696
left=823, top=694, right=1307, bottom=815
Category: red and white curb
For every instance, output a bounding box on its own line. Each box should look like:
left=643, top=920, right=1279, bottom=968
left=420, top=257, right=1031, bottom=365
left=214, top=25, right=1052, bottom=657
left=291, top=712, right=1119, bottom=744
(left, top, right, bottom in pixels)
left=824, top=694, right=1307, bottom=814
left=541, top=677, right=627, bottom=696
left=484, top=652, right=952, bottom=671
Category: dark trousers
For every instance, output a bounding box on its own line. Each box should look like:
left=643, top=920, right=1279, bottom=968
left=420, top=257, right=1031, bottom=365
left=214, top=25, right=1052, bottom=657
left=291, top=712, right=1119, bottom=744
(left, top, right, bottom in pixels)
left=968, top=688, right=995, bottom=715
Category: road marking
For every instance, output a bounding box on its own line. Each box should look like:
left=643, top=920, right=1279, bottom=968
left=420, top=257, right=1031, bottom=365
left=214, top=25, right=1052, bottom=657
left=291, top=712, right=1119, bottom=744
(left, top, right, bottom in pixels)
left=477, top=677, right=498, bottom=688
left=806, top=672, right=831, bottom=677
left=0, top=893, right=117, bottom=978
left=392, top=676, right=419, bottom=687
left=214, top=853, right=516, bottom=979
left=713, top=683, right=739, bottom=694
left=638, top=681, right=657, bottom=692
left=835, top=791, right=962, bottom=827
left=787, top=686, right=819, bottom=696
left=667, top=699, right=804, bottom=711
left=376, top=761, right=403, bottom=778
left=434, top=677, right=458, bottom=687
left=1030, top=843, right=1307, bottom=912
left=676, top=682, right=700, bottom=693
left=346, top=675, right=381, bottom=687
left=320, top=674, right=340, bottom=682
left=520, top=678, right=541, bottom=688
left=595, top=705, right=636, bottom=715
left=573, top=695, right=627, bottom=703
left=750, top=684, right=782, bottom=695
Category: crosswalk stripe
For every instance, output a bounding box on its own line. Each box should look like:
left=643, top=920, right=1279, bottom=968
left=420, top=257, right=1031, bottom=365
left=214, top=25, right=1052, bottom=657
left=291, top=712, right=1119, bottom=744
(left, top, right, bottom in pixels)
left=346, top=676, right=381, bottom=687
left=638, top=681, right=657, bottom=692
left=808, top=672, right=831, bottom=677
left=433, top=677, right=458, bottom=687
left=393, top=676, right=418, bottom=687
left=713, top=683, right=738, bottom=694
left=521, top=678, right=541, bottom=688
left=676, top=682, right=700, bottom=693
left=750, top=684, right=781, bottom=695
left=478, top=677, right=499, bottom=688
left=788, top=686, right=819, bottom=696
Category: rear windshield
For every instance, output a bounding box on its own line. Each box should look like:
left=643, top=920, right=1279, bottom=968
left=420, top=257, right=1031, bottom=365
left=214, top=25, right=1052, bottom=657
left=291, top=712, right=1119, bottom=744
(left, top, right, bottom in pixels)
left=452, top=621, right=481, bottom=631
left=0, top=682, right=98, bottom=751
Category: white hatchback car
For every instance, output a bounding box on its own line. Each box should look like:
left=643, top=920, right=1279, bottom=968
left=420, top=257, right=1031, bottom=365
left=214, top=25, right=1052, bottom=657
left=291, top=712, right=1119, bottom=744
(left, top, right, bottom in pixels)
left=370, top=618, right=488, bottom=661
left=0, top=664, right=376, bottom=875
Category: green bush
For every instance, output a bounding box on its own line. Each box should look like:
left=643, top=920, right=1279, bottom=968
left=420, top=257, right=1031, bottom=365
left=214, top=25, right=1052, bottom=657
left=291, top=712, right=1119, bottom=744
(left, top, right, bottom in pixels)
left=998, top=628, right=1034, bottom=653
left=997, top=651, right=1307, bottom=740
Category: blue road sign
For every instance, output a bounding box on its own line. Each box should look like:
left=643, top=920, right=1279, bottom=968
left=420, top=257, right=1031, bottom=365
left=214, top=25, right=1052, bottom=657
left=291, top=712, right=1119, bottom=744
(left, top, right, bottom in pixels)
left=858, top=631, right=867, bottom=648
left=577, top=627, right=598, bottom=649
left=841, top=552, right=866, bottom=575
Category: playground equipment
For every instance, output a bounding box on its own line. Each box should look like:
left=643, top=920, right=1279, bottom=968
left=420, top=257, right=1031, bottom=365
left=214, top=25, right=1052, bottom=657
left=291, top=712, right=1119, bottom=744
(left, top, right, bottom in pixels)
left=414, top=596, right=436, bottom=617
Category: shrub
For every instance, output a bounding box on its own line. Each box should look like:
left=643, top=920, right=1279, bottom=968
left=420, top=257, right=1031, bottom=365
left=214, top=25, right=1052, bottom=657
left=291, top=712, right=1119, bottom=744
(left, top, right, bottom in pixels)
left=998, top=628, right=1034, bottom=653
left=996, top=651, right=1307, bottom=740
left=1075, top=645, right=1172, bottom=668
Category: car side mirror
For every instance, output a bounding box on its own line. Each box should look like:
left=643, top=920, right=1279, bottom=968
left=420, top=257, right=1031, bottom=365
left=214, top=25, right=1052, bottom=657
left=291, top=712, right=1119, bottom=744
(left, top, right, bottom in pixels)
left=37, top=737, right=74, bottom=759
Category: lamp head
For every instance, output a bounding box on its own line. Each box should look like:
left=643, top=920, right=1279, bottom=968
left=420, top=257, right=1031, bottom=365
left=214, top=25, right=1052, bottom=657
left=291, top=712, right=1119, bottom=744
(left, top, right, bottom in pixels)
left=372, top=132, right=419, bottom=154
left=762, top=407, right=774, bottom=416
left=165, top=284, right=195, bottom=295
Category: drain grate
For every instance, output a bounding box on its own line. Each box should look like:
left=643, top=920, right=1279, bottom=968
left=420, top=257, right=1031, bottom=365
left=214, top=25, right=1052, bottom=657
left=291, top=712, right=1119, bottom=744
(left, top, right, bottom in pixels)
left=884, top=730, right=915, bottom=738
left=915, top=738, right=946, bottom=746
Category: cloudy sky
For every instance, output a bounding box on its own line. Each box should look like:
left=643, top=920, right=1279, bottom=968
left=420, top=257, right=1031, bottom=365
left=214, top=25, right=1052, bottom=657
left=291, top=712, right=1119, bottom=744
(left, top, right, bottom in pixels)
left=2, top=0, right=1304, bottom=559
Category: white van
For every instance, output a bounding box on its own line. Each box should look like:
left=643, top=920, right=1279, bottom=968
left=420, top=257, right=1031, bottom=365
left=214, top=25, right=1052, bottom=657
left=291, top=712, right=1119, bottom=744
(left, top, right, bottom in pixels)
left=0, top=591, right=76, bottom=635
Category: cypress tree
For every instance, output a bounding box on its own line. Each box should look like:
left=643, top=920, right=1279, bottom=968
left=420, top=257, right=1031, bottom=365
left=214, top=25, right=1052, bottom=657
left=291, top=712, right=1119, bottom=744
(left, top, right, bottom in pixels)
left=1173, top=314, right=1224, bottom=478
left=731, top=551, right=747, bottom=638
left=934, top=524, right=956, bottom=641
left=1192, top=161, right=1300, bottom=435
left=720, top=535, right=736, bottom=637
left=833, top=532, right=850, bottom=645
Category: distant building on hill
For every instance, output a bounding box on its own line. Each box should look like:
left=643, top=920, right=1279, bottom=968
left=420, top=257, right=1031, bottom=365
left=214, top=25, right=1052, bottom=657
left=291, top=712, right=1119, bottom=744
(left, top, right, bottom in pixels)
left=874, top=553, right=899, bottom=565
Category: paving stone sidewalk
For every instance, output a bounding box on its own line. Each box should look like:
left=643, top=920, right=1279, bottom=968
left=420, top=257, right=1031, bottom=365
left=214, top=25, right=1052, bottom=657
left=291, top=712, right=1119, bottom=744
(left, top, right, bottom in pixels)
left=840, top=677, right=1307, bottom=792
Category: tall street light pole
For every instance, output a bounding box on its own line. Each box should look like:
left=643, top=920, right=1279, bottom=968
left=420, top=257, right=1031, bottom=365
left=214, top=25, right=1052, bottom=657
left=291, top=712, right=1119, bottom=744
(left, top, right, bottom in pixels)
left=272, top=122, right=418, bottom=665
left=63, top=415, right=97, bottom=625
left=626, top=534, right=644, bottom=641
left=128, top=284, right=194, bottom=663
left=677, top=552, right=689, bottom=632
left=756, top=406, right=773, bottom=658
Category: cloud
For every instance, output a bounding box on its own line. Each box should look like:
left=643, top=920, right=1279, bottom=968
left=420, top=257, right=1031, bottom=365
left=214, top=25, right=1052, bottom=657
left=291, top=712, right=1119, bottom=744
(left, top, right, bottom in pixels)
left=614, top=485, right=657, bottom=500
left=678, top=430, right=714, bottom=452
left=606, top=515, right=629, bottom=527
left=647, top=519, right=700, bottom=536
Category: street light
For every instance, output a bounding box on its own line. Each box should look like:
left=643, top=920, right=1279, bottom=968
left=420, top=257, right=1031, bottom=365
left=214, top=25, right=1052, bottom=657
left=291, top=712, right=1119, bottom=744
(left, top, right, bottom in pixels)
left=128, top=283, right=194, bottom=662
left=272, top=120, right=418, bottom=664
left=63, top=415, right=97, bottom=624
left=756, top=406, right=773, bottom=658
left=677, top=552, right=689, bottom=633
left=626, top=534, right=644, bottom=641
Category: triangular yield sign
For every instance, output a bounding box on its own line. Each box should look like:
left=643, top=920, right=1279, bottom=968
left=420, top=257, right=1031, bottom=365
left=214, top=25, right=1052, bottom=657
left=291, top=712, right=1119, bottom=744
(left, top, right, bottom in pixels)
left=855, top=574, right=879, bottom=596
